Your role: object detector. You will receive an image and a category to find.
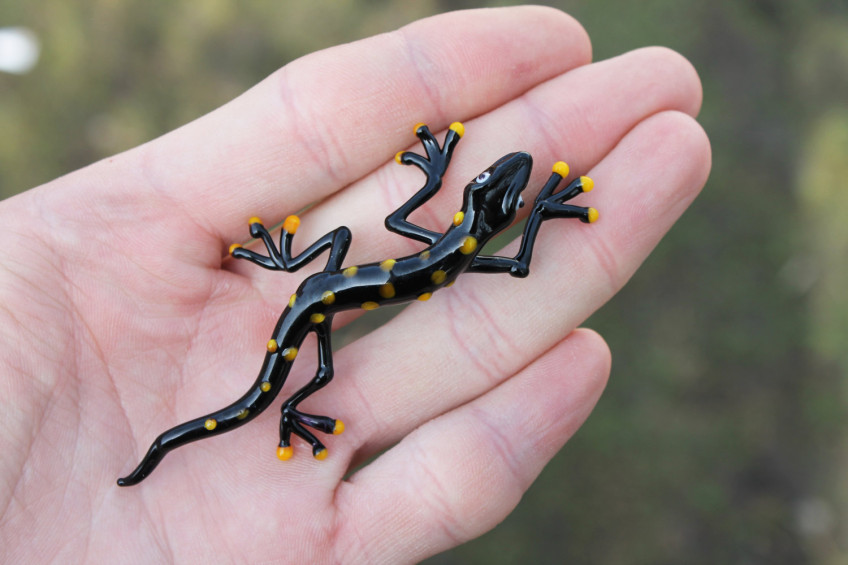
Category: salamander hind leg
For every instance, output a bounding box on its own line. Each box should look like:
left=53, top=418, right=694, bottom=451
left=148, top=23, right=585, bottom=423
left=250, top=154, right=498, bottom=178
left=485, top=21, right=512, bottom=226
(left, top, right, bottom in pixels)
left=276, top=322, right=344, bottom=461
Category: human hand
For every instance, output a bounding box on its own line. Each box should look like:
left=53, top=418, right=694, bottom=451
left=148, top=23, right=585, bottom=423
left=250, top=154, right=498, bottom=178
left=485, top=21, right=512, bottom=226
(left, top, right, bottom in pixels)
left=0, top=7, right=709, bottom=563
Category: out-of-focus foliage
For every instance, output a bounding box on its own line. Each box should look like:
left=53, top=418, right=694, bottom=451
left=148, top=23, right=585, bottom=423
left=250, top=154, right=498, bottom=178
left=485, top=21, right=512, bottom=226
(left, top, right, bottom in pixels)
left=2, top=1, right=847, bottom=563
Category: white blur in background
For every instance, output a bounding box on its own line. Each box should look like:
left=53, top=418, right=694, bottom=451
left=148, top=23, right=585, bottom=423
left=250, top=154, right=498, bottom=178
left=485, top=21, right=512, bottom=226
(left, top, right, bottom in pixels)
left=0, top=27, right=40, bottom=74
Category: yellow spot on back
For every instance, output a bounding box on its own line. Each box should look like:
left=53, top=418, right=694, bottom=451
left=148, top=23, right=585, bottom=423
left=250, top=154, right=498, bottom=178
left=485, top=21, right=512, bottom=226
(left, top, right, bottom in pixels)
left=418, top=292, right=432, bottom=301
left=419, top=250, right=431, bottom=260
left=237, top=409, right=250, bottom=420
left=380, top=259, right=396, bottom=272
left=361, top=301, right=380, bottom=310
left=321, top=291, right=335, bottom=305
left=431, top=270, right=447, bottom=285
left=460, top=236, right=478, bottom=255
left=204, top=419, right=217, bottom=431
left=552, top=161, right=570, bottom=177
left=277, top=446, right=293, bottom=460
left=445, top=280, right=455, bottom=288
left=379, top=283, right=396, bottom=299
left=283, top=215, right=300, bottom=234
left=343, top=266, right=359, bottom=277
left=453, top=211, right=464, bottom=226
left=314, top=448, right=328, bottom=460
left=283, top=347, right=299, bottom=361
left=260, top=382, right=271, bottom=392
left=267, top=339, right=278, bottom=353
left=310, top=313, right=326, bottom=324
left=289, top=294, right=297, bottom=308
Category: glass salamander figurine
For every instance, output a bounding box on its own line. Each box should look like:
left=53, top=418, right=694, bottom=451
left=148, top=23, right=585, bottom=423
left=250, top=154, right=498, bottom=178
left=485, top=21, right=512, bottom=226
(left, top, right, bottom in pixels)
left=118, top=122, right=598, bottom=486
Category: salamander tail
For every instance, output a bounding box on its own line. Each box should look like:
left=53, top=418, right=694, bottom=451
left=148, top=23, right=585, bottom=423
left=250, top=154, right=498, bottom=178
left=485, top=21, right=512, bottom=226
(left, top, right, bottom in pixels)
left=118, top=352, right=292, bottom=486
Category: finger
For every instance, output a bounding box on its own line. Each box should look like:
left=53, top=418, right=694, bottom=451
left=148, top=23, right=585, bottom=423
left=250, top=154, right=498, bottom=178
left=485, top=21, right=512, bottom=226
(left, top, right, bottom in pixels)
left=236, top=46, right=701, bottom=289
left=333, top=329, right=610, bottom=563
left=132, top=6, right=592, bottom=244
left=318, top=110, right=710, bottom=463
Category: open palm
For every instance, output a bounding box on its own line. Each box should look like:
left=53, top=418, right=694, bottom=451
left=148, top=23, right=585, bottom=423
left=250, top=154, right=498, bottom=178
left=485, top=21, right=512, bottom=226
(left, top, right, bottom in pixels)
left=0, top=7, right=709, bottom=563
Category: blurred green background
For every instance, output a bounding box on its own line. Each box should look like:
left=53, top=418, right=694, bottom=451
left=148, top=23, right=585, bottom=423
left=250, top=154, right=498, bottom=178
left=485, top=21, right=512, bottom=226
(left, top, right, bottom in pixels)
left=2, top=0, right=847, bottom=563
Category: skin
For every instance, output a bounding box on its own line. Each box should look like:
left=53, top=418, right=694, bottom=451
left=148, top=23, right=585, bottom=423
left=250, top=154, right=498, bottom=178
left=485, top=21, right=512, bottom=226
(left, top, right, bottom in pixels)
left=0, top=7, right=710, bottom=564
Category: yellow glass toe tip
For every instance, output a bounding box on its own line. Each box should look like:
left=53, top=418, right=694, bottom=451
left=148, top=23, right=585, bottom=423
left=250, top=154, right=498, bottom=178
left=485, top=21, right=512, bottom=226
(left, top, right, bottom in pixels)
left=552, top=161, right=570, bottom=177
left=580, top=176, right=595, bottom=192
left=449, top=122, right=464, bottom=137
left=228, top=243, right=242, bottom=255
left=249, top=216, right=263, bottom=226
left=395, top=151, right=404, bottom=164
left=588, top=207, right=599, bottom=223
left=283, top=215, right=300, bottom=234
left=314, top=448, right=328, bottom=461
left=333, top=420, right=345, bottom=435
left=277, top=446, right=293, bottom=461
left=413, top=122, right=426, bottom=134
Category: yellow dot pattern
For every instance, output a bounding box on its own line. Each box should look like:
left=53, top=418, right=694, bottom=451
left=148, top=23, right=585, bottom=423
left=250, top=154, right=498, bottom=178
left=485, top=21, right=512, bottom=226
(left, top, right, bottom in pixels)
left=379, top=283, right=396, bottom=299
left=260, top=382, right=271, bottom=392
left=237, top=409, right=250, bottom=420
left=204, top=419, right=217, bottom=431
left=283, top=347, right=298, bottom=361
left=361, top=301, right=380, bottom=310
left=418, top=293, right=432, bottom=301
left=431, top=270, right=447, bottom=285
left=267, top=339, right=278, bottom=353
left=321, top=291, right=335, bottom=305
left=460, top=236, right=478, bottom=255
left=310, top=313, right=326, bottom=324
left=453, top=211, right=464, bottom=226
left=289, top=294, right=297, bottom=308
left=343, top=266, right=358, bottom=277
left=419, top=250, right=431, bottom=260
left=380, top=259, right=396, bottom=272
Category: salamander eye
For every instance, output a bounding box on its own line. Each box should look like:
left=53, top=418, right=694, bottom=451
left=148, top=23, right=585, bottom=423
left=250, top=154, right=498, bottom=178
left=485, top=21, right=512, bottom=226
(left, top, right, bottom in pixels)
left=475, top=171, right=491, bottom=184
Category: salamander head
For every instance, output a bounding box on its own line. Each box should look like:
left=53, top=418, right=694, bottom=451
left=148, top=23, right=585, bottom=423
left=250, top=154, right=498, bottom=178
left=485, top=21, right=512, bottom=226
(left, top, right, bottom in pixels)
left=463, top=151, right=532, bottom=234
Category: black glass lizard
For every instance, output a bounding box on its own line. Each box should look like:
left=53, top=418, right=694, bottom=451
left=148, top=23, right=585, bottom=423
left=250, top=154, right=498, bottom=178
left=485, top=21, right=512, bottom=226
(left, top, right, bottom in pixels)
left=117, top=122, right=597, bottom=486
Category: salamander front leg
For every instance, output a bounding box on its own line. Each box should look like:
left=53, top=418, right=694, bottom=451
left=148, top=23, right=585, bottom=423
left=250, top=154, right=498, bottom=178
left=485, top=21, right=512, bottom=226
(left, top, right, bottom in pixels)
left=386, top=122, right=465, bottom=245
left=277, top=321, right=344, bottom=460
left=471, top=162, right=598, bottom=277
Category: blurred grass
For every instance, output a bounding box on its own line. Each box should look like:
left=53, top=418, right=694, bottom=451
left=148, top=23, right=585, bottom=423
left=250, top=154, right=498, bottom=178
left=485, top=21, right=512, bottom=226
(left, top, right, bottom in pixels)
left=2, top=0, right=847, bottom=563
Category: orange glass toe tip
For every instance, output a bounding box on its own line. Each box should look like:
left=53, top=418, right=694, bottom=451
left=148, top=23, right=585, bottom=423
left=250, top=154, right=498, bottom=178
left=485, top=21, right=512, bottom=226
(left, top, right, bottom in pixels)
left=413, top=122, right=426, bottom=134
left=277, top=446, right=293, bottom=461
left=228, top=243, right=242, bottom=255
left=314, top=448, right=328, bottom=461
left=333, top=420, right=345, bottom=435
left=395, top=151, right=405, bottom=164
left=283, top=215, right=300, bottom=234
left=248, top=216, right=263, bottom=226
left=552, top=161, right=570, bottom=177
